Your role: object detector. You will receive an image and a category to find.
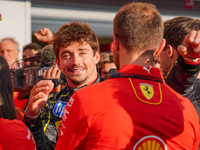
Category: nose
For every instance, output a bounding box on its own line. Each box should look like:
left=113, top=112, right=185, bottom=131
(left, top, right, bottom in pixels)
left=72, top=54, right=81, bottom=66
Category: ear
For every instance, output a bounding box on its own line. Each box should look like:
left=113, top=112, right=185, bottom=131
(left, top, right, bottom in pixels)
left=94, top=50, right=100, bottom=64
left=56, top=58, right=61, bottom=70
left=167, top=45, right=177, bottom=58
left=112, top=33, right=119, bottom=52
left=154, top=39, right=166, bottom=57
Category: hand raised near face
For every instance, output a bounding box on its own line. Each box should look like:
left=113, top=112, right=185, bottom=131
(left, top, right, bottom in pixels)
left=26, top=80, right=54, bottom=117
left=42, top=65, right=62, bottom=94
left=33, top=28, right=53, bottom=44
left=42, top=65, right=61, bottom=80
left=178, top=30, right=200, bottom=59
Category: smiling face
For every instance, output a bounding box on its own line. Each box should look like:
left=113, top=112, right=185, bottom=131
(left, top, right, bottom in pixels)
left=56, top=41, right=100, bottom=88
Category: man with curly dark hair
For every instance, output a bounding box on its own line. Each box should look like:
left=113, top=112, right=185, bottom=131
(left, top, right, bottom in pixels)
left=23, top=22, right=101, bottom=150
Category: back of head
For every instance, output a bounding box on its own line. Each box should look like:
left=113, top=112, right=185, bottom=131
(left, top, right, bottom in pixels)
left=164, top=17, right=200, bottom=49
left=0, top=55, right=16, bottom=120
left=113, top=2, right=163, bottom=53
left=52, top=21, right=99, bottom=60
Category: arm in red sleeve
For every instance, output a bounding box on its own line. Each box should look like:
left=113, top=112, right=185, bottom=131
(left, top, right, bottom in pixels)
left=55, top=92, right=89, bottom=150
left=0, top=118, right=36, bottom=150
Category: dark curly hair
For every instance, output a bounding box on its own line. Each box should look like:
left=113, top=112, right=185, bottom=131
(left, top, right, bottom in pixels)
left=52, top=22, right=99, bottom=60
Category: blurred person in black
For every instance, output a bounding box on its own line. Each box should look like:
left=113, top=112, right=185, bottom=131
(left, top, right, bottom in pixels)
left=157, top=17, right=200, bottom=118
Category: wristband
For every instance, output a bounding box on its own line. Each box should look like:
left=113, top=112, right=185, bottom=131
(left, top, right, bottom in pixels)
left=25, top=108, right=41, bottom=120
left=183, top=57, right=200, bottom=65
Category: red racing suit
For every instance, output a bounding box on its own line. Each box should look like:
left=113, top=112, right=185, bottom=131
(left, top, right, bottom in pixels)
left=55, top=64, right=200, bottom=150
left=0, top=118, right=36, bottom=150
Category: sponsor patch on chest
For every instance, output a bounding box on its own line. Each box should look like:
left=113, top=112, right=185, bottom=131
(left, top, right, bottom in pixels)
left=53, top=101, right=67, bottom=118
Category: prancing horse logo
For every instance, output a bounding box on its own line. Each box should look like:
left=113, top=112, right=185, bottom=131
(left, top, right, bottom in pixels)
left=140, top=83, right=154, bottom=100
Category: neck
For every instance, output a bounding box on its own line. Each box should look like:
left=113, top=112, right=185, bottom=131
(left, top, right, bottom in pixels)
left=119, top=44, right=154, bottom=68
left=67, top=74, right=98, bottom=89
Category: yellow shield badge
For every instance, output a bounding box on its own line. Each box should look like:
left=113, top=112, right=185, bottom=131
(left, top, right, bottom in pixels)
left=140, top=83, right=154, bottom=100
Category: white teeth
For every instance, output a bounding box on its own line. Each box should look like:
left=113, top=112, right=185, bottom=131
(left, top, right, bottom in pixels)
left=72, top=69, right=84, bottom=73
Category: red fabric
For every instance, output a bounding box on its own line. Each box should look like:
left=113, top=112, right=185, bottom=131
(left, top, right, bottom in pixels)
left=0, top=118, right=36, bottom=150
left=13, top=91, right=28, bottom=110
left=183, top=57, right=200, bottom=65
left=55, top=64, right=200, bottom=150
left=13, top=91, right=28, bottom=120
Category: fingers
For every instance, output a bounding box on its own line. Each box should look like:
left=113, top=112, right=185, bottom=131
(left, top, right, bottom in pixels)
left=42, top=65, right=61, bottom=79
left=40, top=28, right=48, bottom=35
left=27, top=80, right=54, bottom=116
left=177, top=45, right=187, bottom=56
left=27, top=92, right=47, bottom=116
left=33, top=28, right=53, bottom=44
left=30, top=80, right=53, bottom=97
left=33, top=32, right=40, bottom=40
left=178, top=30, right=200, bottom=58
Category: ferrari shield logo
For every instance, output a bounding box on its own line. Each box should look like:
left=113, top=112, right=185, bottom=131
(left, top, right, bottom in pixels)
left=140, top=83, right=154, bottom=100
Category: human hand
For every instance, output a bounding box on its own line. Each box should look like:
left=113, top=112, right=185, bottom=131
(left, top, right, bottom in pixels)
left=33, top=28, right=53, bottom=44
left=26, top=80, right=54, bottom=117
left=42, top=65, right=61, bottom=80
left=177, top=30, right=200, bottom=59
left=43, top=65, right=62, bottom=93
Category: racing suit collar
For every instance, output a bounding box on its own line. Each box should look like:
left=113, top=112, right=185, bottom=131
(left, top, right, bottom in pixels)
left=68, top=73, right=102, bottom=92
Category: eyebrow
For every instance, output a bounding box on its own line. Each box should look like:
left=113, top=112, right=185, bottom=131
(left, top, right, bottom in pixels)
left=60, top=50, right=70, bottom=56
left=60, top=48, right=90, bottom=56
left=77, top=48, right=90, bottom=51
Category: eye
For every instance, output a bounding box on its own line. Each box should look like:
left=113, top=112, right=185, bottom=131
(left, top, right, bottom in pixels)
left=80, top=50, right=88, bottom=55
left=62, top=53, right=70, bottom=59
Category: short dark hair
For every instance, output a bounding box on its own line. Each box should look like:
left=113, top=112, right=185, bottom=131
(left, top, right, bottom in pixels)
left=52, top=22, right=99, bottom=60
left=113, top=2, right=163, bottom=53
left=23, top=42, right=42, bottom=52
left=164, top=17, right=200, bottom=50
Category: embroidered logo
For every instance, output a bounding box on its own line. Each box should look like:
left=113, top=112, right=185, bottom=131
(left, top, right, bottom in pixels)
left=53, top=101, right=67, bottom=118
left=140, top=83, right=154, bottom=100
left=133, top=135, right=168, bottom=150
left=143, top=66, right=151, bottom=74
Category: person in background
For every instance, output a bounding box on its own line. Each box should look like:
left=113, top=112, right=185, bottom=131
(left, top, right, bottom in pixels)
left=23, top=22, right=102, bottom=150
left=22, top=42, right=42, bottom=67
left=0, top=55, right=36, bottom=150
left=0, top=37, right=20, bottom=69
left=98, top=52, right=116, bottom=78
left=23, top=42, right=41, bottom=59
left=55, top=2, right=200, bottom=149
left=157, top=17, right=200, bottom=117
left=13, top=42, right=42, bottom=111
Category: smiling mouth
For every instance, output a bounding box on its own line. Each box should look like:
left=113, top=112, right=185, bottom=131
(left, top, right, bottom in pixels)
left=70, top=68, right=85, bottom=74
